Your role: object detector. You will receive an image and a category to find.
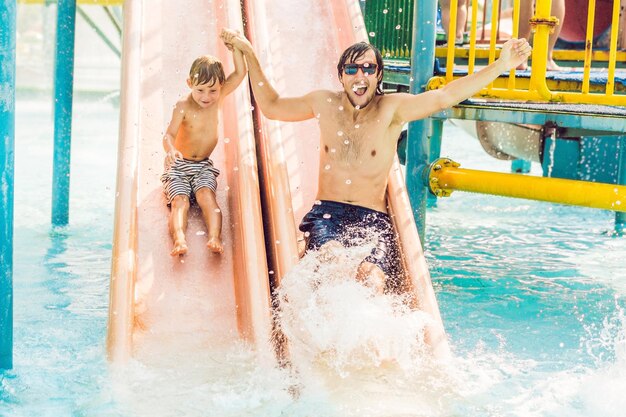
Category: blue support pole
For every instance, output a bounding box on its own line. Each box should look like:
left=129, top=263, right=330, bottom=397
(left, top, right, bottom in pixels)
left=427, top=119, right=443, bottom=207
left=511, top=159, right=532, bottom=173
left=51, top=0, right=77, bottom=226
left=0, top=0, right=16, bottom=370
left=406, top=0, right=438, bottom=240
left=616, top=136, right=626, bottom=235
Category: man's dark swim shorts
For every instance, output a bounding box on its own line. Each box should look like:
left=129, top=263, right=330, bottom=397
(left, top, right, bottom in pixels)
left=299, top=200, right=403, bottom=287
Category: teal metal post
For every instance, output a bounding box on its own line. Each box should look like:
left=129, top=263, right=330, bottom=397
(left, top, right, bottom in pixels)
left=512, top=159, right=532, bottom=173
left=52, top=0, right=77, bottom=226
left=616, top=136, right=626, bottom=234
left=0, top=0, right=16, bottom=369
left=406, top=0, right=437, bottom=240
left=427, top=119, right=443, bottom=207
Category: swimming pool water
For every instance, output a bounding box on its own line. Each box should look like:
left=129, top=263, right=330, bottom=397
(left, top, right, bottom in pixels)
left=2, top=91, right=625, bottom=417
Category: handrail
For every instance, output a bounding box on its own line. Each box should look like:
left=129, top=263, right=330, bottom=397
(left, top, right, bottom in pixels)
left=365, top=0, right=626, bottom=106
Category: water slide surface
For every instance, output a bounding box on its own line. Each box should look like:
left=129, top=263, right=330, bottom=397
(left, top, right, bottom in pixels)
left=107, top=0, right=272, bottom=362
left=243, top=0, right=450, bottom=358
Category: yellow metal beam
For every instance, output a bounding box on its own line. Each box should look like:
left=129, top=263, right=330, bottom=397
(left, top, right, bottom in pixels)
left=429, top=158, right=626, bottom=212
left=435, top=47, right=626, bottom=63
left=19, top=0, right=123, bottom=5
left=426, top=74, right=626, bottom=105
left=432, top=73, right=626, bottom=93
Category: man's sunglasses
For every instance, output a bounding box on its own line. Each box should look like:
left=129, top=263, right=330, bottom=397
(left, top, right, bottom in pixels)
left=343, top=63, right=378, bottom=76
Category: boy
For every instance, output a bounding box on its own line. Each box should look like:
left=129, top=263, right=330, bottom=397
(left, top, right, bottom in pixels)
left=161, top=45, right=246, bottom=256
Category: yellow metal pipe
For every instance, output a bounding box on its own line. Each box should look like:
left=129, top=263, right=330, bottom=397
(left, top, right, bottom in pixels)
left=528, top=0, right=558, bottom=99
left=435, top=47, right=626, bottom=62
left=582, top=0, right=597, bottom=94
left=468, top=0, right=478, bottom=74
left=507, top=0, right=521, bottom=90
left=487, top=0, right=500, bottom=91
left=446, top=0, right=459, bottom=82
left=606, top=0, right=621, bottom=96
left=428, top=158, right=626, bottom=212
left=429, top=73, right=626, bottom=104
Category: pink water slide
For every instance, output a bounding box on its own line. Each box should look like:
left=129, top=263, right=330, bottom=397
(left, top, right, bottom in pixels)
left=107, top=0, right=449, bottom=363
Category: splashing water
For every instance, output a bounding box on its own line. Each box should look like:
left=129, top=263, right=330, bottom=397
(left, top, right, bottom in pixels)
left=273, top=244, right=462, bottom=416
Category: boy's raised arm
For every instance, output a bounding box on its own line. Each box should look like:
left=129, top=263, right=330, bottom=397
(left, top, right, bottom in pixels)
left=393, top=38, right=531, bottom=123
left=221, top=28, right=315, bottom=122
left=221, top=44, right=247, bottom=97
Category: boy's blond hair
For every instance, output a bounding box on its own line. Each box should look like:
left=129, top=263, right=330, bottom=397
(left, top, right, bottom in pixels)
left=188, top=55, right=226, bottom=87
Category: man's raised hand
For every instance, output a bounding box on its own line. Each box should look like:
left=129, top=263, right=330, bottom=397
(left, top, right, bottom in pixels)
left=499, top=38, right=532, bottom=70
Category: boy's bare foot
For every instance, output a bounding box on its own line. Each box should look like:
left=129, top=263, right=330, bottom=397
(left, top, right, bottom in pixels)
left=207, top=237, right=224, bottom=254
left=171, top=240, right=188, bottom=256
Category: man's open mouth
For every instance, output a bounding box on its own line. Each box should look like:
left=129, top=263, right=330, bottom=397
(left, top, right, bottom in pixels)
left=352, top=83, right=367, bottom=96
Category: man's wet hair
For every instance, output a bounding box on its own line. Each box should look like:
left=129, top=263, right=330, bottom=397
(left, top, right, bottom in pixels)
left=337, top=42, right=384, bottom=95
left=188, top=55, right=226, bottom=87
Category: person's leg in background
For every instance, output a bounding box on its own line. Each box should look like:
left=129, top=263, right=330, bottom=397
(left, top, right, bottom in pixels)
left=440, top=0, right=469, bottom=44
left=518, top=0, right=565, bottom=70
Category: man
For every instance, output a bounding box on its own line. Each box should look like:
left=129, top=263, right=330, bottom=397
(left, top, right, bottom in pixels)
left=222, top=29, right=531, bottom=291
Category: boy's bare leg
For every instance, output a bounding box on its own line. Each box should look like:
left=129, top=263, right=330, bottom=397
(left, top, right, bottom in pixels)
left=196, top=188, right=223, bottom=254
left=169, top=195, right=190, bottom=256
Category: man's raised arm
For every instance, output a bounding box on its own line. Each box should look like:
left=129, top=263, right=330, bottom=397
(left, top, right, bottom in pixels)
left=393, top=38, right=532, bottom=123
left=221, top=28, right=315, bottom=122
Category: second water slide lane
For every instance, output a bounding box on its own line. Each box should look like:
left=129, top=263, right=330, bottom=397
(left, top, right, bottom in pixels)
left=242, top=0, right=451, bottom=359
